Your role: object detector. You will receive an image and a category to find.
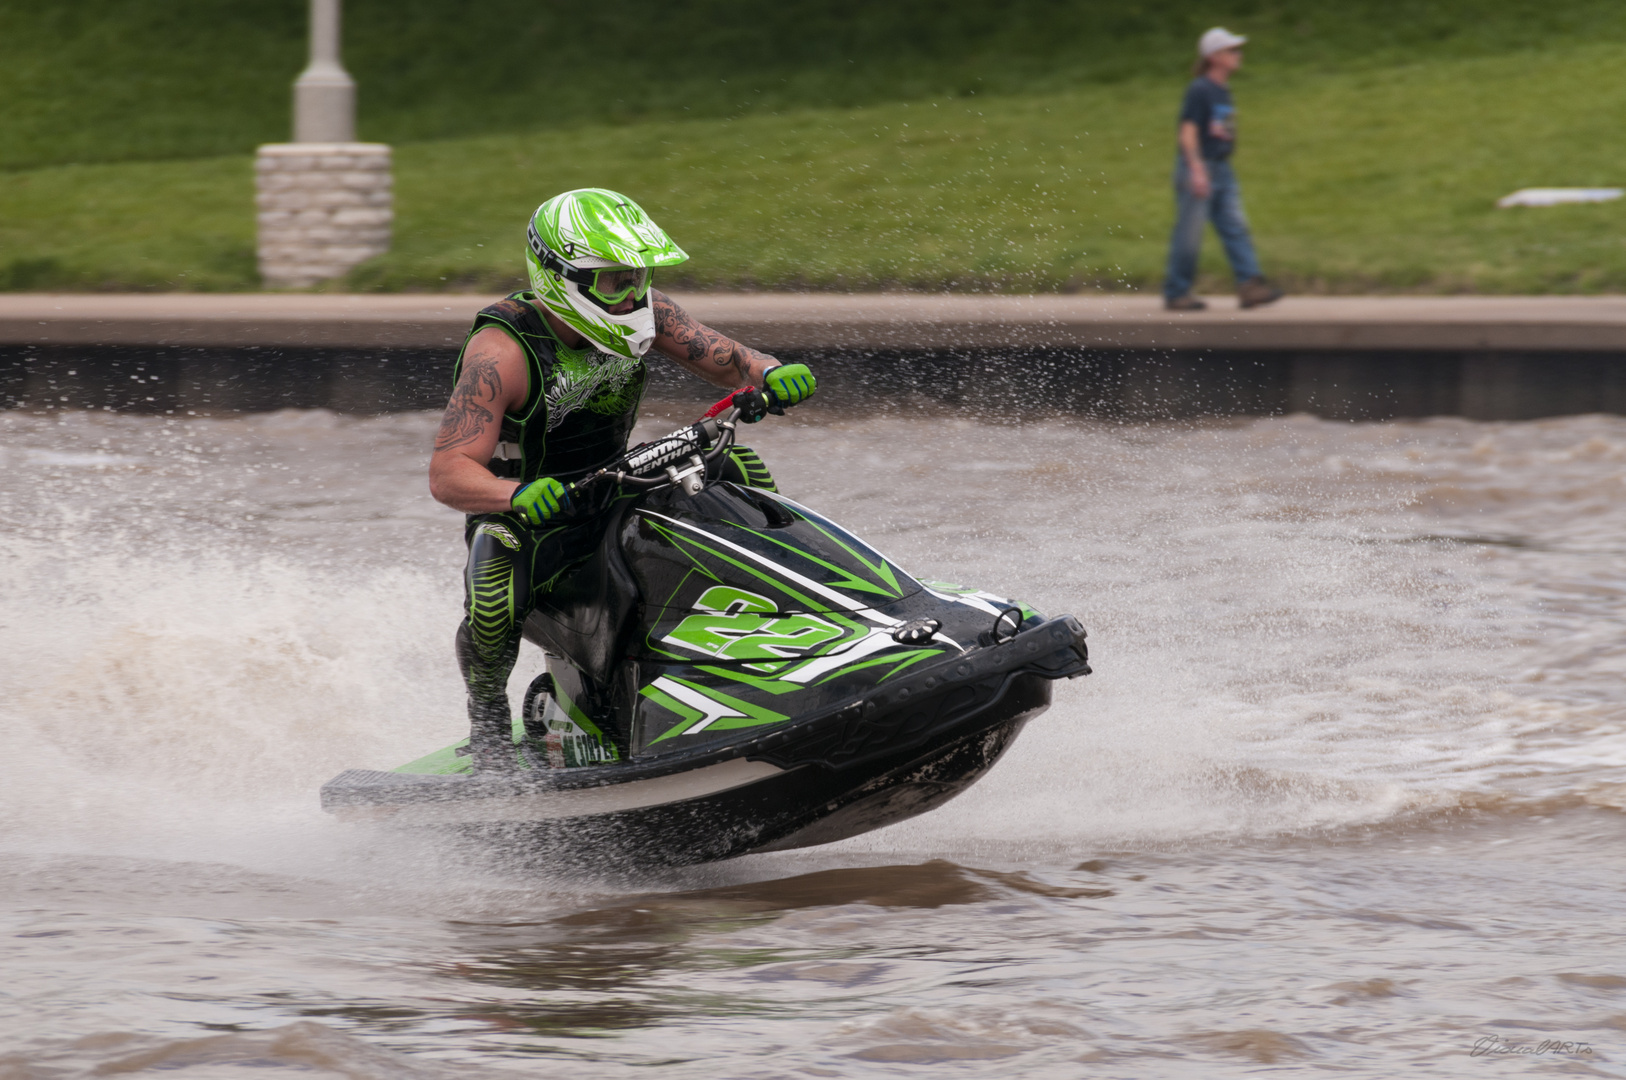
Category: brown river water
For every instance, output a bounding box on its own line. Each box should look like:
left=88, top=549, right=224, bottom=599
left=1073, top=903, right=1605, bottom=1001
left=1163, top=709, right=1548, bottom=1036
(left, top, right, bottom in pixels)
left=2, top=387, right=1624, bottom=1077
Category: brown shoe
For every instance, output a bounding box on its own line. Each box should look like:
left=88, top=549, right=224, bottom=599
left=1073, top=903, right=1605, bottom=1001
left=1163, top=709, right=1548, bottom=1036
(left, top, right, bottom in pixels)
left=1238, top=277, right=1284, bottom=309
left=1164, top=294, right=1207, bottom=311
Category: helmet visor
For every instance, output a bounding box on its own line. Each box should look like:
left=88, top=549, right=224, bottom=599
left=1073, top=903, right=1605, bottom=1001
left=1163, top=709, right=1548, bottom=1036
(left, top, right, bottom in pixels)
left=586, top=266, right=651, bottom=307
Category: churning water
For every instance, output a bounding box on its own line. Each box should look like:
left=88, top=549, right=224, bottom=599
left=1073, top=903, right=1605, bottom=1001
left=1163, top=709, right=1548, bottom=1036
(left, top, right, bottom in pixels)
left=2, top=390, right=1625, bottom=1077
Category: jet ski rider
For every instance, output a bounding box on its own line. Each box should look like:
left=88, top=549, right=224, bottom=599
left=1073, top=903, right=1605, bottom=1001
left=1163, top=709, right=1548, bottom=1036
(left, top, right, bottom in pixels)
left=427, top=188, right=817, bottom=771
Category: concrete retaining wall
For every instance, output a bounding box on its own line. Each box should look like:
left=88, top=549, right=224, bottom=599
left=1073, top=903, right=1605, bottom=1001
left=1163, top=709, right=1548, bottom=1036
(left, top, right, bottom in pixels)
left=8, top=293, right=1626, bottom=351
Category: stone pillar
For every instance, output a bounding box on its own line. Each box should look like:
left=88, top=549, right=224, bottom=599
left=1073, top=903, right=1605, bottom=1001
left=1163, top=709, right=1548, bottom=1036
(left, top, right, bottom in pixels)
left=256, top=0, right=391, bottom=288
left=255, top=143, right=392, bottom=288
left=293, top=0, right=354, bottom=143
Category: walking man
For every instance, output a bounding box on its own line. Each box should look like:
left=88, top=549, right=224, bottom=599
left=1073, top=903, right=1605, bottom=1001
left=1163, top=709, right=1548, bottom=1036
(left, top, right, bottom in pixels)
left=1162, top=27, right=1282, bottom=311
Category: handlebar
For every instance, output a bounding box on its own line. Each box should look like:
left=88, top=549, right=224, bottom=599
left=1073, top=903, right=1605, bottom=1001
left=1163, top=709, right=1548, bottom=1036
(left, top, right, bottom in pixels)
left=564, top=385, right=776, bottom=499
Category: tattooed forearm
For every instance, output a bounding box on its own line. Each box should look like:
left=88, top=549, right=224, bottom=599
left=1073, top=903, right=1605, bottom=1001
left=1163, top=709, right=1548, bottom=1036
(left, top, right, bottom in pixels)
left=652, top=289, right=776, bottom=384
left=434, top=349, right=503, bottom=452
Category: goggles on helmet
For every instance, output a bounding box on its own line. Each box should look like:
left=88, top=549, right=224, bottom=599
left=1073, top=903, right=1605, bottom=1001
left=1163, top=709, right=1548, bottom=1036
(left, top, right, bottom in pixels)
left=528, top=223, right=652, bottom=309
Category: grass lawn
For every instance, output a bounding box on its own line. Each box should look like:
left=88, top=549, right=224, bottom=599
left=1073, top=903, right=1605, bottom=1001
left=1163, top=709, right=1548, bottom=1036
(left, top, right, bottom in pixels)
left=10, top=0, right=1625, bottom=171
left=6, top=43, right=1626, bottom=294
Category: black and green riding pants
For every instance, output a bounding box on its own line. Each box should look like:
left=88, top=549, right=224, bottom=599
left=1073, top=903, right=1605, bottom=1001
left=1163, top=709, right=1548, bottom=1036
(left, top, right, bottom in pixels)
left=456, top=446, right=777, bottom=759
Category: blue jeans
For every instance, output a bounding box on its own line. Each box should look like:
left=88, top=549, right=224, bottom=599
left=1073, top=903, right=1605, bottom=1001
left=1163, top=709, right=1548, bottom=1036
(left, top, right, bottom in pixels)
left=1162, top=157, right=1261, bottom=300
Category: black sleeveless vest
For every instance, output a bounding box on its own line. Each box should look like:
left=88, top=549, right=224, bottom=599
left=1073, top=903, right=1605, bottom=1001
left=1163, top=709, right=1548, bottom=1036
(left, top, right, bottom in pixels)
left=453, top=293, right=648, bottom=484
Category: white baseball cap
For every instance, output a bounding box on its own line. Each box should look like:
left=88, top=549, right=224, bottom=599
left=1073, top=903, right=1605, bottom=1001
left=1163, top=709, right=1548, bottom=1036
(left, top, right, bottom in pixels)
left=1198, top=27, right=1247, bottom=57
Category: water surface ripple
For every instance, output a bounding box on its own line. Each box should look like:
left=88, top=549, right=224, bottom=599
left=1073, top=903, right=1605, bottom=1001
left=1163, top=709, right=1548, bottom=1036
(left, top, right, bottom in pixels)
left=2, top=402, right=1623, bottom=1077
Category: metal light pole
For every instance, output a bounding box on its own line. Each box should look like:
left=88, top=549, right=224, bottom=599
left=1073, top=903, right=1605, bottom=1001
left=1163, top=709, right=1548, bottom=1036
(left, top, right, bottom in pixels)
left=257, top=0, right=391, bottom=287
left=293, top=0, right=355, bottom=142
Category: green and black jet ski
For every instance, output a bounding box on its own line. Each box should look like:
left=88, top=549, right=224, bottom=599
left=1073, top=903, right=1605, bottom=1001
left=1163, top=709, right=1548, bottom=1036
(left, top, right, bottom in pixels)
left=321, top=389, right=1091, bottom=865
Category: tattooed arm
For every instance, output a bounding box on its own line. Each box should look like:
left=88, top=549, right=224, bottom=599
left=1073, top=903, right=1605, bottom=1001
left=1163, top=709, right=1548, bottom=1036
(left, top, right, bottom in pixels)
left=651, top=289, right=781, bottom=389
left=428, top=327, right=531, bottom=513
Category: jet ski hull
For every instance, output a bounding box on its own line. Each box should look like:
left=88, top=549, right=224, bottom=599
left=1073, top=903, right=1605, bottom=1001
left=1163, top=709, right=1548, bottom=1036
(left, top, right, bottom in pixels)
left=465, top=675, right=1040, bottom=866
left=321, top=618, right=1084, bottom=866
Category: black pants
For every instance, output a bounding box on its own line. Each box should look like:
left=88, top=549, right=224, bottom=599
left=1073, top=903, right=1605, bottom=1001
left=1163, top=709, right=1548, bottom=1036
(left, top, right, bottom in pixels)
left=455, top=446, right=776, bottom=754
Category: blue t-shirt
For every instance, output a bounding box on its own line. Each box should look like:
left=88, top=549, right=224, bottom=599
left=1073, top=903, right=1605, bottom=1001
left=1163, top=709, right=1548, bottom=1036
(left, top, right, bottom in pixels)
left=1178, top=76, right=1236, bottom=161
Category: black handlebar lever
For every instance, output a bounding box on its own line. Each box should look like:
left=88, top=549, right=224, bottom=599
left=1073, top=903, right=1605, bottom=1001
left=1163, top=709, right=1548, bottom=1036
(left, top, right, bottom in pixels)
left=732, top=387, right=771, bottom=425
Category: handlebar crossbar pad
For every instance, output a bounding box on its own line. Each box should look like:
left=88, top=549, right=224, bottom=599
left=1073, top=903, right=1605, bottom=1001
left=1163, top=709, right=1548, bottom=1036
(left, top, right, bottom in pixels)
left=621, top=426, right=707, bottom=476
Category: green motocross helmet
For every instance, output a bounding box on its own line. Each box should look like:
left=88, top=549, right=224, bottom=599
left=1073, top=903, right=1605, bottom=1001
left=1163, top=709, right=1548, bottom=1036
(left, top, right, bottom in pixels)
left=525, top=189, right=688, bottom=359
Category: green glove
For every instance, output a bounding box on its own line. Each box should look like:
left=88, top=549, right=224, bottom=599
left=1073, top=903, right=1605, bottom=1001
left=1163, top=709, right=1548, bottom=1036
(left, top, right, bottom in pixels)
left=764, top=363, right=817, bottom=408
left=511, top=476, right=570, bottom=525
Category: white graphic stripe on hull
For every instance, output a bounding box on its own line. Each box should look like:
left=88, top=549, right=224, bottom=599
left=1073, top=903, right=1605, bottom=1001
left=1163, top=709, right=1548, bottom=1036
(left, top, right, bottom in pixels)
left=649, top=676, right=751, bottom=735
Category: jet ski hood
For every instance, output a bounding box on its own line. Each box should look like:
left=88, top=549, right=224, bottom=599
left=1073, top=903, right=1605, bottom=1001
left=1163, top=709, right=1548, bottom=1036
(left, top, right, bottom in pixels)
left=616, top=481, right=1045, bottom=756
left=629, top=482, right=924, bottom=627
